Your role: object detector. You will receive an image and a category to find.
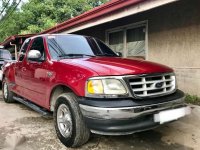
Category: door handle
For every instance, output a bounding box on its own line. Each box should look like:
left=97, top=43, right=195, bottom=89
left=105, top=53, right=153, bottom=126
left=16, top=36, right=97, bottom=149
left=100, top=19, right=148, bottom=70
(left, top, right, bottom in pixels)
left=22, top=67, right=26, bottom=72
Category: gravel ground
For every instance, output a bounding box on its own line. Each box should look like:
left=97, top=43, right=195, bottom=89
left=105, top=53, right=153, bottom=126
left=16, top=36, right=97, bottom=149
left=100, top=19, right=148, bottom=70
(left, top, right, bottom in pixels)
left=0, top=92, right=200, bottom=150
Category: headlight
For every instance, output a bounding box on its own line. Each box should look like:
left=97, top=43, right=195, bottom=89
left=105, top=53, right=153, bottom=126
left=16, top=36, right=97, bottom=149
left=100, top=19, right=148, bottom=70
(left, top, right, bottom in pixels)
left=103, top=79, right=126, bottom=94
left=171, top=73, right=177, bottom=89
left=87, top=80, right=103, bottom=94
left=86, top=78, right=128, bottom=97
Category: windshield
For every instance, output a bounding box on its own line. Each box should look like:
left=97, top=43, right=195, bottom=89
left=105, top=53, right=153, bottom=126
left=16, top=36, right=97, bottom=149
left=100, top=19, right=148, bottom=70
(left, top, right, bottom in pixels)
left=47, top=35, right=117, bottom=59
left=0, top=49, right=12, bottom=60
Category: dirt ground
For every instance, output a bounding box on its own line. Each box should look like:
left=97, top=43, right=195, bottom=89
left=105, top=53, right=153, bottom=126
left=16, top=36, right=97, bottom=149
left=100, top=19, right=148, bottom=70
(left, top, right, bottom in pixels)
left=0, top=92, right=200, bottom=150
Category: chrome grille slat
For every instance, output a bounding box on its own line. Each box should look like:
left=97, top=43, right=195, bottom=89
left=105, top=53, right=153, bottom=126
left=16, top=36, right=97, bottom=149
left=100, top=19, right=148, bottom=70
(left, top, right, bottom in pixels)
left=136, top=91, right=167, bottom=97
left=133, top=84, right=173, bottom=92
left=129, top=79, right=174, bottom=85
left=128, top=74, right=176, bottom=98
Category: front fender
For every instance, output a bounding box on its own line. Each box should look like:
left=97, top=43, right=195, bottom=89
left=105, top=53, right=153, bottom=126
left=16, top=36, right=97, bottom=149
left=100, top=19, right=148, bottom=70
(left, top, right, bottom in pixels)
left=44, top=61, right=99, bottom=110
left=3, top=62, right=15, bottom=84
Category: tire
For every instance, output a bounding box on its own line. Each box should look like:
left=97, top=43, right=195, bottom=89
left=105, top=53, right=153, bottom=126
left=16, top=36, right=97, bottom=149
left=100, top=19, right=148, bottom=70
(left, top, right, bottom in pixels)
left=54, top=93, right=90, bottom=148
left=2, top=78, right=15, bottom=103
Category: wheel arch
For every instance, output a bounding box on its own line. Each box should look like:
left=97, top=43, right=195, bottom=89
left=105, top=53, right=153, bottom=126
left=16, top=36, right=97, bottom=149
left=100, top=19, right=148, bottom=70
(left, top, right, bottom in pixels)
left=49, top=84, right=76, bottom=112
left=2, top=63, right=15, bottom=84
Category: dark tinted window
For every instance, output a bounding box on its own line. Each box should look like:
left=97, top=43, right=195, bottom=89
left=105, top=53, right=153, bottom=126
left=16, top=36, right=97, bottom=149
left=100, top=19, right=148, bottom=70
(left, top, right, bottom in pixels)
left=21, top=39, right=31, bottom=53
left=19, top=39, right=31, bottom=61
left=29, top=37, right=45, bottom=61
left=91, top=38, right=116, bottom=55
left=47, top=35, right=117, bottom=59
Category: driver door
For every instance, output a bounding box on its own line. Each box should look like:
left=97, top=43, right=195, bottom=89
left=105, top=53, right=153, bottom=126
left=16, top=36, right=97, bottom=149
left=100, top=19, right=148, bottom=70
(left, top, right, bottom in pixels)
left=22, top=37, right=49, bottom=106
left=15, top=38, right=31, bottom=95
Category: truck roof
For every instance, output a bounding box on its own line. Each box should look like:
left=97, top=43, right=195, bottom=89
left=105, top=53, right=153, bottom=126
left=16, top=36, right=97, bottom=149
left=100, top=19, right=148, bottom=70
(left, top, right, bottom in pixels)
left=29, top=34, right=93, bottom=41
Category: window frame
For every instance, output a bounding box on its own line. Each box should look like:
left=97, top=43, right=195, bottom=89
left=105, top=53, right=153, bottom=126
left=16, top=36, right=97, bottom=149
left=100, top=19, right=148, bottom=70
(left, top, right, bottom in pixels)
left=105, top=20, right=148, bottom=59
left=27, top=37, right=47, bottom=62
left=18, top=38, right=31, bottom=61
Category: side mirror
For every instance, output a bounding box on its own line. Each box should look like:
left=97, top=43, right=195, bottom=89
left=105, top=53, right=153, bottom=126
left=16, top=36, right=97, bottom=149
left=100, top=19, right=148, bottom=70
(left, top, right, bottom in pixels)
left=27, top=50, right=42, bottom=61
left=116, top=52, right=122, bottom=57
left=18, top=52, right=25, bottom=61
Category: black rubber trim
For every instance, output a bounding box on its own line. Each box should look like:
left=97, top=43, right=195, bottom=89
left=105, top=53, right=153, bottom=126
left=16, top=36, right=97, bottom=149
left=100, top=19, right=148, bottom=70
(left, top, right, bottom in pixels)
left=13, top=96, right=52, bottom=117
left=84, top=114, right=160, bottom=133
left=78, top=90, right=185, bottom=108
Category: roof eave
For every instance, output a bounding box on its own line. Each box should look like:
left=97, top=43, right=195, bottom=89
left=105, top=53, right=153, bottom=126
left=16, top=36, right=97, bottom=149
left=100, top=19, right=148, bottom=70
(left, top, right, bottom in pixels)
left=0, top=34, right=36, bottom=47
left=41, top=0, right=144, bottom=34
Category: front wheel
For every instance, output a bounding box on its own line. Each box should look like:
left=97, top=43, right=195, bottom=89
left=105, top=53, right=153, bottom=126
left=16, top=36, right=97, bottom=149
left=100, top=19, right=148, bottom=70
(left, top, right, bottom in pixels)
left=54, top=93, right=90, bottom=148
left=2, top=79, right=15, bottom=103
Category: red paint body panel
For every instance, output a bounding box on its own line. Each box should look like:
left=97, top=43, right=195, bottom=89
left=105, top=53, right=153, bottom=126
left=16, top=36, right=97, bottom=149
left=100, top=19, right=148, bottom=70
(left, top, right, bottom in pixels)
left=44, top=60, right=98, bottom=108
left=3, top=35, right=173, bottom=111
left=69, top=57, right=173, bottom=76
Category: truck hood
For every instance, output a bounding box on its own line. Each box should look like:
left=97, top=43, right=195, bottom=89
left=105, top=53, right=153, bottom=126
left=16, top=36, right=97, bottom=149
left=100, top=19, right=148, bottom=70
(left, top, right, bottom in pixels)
left=60, top=57, right=173, bottom=76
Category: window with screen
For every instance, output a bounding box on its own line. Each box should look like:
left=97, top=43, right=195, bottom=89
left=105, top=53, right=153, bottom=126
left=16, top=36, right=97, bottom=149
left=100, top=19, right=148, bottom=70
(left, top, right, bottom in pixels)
left=127, top=26, right=145, bottom=58
left=108, top=31, right=124, bottom=54
left=107, top=23, right=147, bottom=59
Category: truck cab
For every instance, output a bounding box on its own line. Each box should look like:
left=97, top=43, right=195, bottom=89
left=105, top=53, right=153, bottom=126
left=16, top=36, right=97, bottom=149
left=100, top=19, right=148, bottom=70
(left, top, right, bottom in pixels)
left=2, top=34, right=191, bottom=148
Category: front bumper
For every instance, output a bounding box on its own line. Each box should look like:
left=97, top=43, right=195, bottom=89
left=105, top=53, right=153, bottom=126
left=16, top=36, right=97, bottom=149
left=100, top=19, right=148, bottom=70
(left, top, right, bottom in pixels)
left=79, top=90, right=190, bottom=135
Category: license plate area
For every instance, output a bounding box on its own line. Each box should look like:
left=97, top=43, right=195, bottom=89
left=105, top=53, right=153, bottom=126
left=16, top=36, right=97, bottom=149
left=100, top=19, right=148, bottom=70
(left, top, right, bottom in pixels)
left=154, top=107, right=191, bottom=124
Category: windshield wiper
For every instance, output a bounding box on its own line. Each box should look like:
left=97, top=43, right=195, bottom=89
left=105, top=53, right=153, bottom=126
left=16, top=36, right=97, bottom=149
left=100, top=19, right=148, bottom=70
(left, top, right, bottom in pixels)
left=96, top=53, right=116, bottom=57
left=58, top=54, right=96, bottom=58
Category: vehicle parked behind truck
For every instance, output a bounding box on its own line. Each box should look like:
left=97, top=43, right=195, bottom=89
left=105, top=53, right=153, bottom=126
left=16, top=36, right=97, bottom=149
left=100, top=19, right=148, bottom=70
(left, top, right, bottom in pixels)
left=2, top=34, right=191, bottom=148
left=0, top=48, right=12, bottom=82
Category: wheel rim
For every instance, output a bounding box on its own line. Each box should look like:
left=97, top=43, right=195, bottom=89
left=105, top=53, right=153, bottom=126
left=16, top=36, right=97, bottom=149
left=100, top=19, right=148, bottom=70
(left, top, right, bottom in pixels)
left=3, top=82, right=8, bottom=99
left=57, top=104, right=72, bottom=138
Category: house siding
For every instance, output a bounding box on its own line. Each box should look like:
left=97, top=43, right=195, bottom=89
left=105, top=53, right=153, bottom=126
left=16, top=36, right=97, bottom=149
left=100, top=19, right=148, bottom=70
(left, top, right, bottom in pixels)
left=71, top=0, right=200, bottom=96
left=148, top=0, right=200, bottom=96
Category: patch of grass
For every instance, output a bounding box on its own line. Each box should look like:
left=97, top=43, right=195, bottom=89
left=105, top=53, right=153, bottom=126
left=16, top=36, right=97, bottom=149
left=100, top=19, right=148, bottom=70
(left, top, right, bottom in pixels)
left=185, top=94, right=200, bottom=106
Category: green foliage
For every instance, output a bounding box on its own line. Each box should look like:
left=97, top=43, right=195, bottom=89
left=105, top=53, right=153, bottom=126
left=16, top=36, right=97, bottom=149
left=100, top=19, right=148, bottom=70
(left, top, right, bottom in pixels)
left=185, top=94, right=200, bottom=105
left=0, top=0, right=108, bottom=42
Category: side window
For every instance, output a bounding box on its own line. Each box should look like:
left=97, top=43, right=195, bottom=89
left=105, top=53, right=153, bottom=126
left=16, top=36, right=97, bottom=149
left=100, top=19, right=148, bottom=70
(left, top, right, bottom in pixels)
left=29, top=37, right=45, bottom=61
left=48, top=39, right=62, bottom=59
left=19, top=39, right=31, bottom=61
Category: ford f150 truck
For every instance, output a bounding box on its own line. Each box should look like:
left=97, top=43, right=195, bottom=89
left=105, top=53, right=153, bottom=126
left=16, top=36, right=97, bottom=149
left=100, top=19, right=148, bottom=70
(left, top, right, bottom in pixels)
left=2, top=34, right=191, bottom=148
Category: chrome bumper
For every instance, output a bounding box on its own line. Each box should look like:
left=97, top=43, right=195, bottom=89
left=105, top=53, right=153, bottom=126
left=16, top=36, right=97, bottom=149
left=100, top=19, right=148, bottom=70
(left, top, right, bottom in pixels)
left=79, top=96, right=186, bottom=120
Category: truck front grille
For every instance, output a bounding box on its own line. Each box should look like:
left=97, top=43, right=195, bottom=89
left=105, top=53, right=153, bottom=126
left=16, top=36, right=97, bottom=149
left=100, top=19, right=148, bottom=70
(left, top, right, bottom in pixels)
left=128, top=73, right=176, bottom=98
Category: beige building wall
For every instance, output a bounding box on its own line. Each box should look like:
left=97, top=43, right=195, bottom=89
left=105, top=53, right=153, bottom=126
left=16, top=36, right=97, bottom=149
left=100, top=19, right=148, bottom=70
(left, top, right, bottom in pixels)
left=74, top=0, right=200, bottom=96
left=148, top=0, right=200, bottom=96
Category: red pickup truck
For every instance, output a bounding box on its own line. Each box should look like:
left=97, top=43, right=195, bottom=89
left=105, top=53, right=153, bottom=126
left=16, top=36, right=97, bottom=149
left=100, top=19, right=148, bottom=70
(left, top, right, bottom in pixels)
left=2, top=34, right=191, bottom=147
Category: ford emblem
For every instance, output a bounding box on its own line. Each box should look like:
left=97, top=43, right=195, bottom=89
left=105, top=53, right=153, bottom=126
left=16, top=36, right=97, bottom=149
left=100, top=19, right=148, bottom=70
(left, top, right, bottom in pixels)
left=155, top=82, right=163, bottom=88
